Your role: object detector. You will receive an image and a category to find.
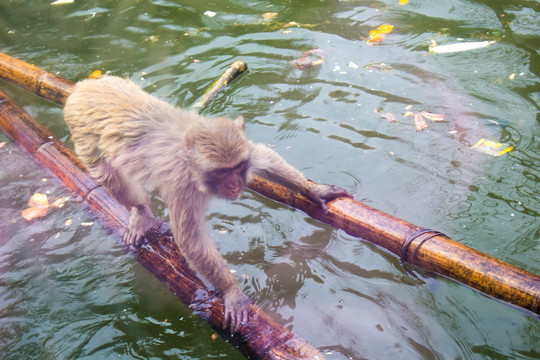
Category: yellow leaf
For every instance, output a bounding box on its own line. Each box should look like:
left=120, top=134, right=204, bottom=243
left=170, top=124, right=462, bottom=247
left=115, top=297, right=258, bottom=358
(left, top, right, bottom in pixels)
left=399, top=0, right=408, bottom=5
left=471, top=139, right=514, bottom=156
left=89, top=70, right=102, bottom=79
left=28, top=193, right=48, bottom=207
left=377, top=24, right=394, bottom=34
left=366, top=24, right=394, bottom=45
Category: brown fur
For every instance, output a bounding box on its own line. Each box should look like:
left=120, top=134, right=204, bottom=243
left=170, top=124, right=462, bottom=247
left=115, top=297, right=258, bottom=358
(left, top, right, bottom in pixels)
left=64, top=76, right=351, bottom=331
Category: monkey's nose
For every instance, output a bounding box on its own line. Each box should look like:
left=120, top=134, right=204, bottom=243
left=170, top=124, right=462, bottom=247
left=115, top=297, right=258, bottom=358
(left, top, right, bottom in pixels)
left=226, top=181, right=242, bottom=199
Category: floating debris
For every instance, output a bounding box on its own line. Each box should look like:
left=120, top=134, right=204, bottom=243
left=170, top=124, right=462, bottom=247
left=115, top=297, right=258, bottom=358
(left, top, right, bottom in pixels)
left=295, top=49, right=327, bottom=70
left=471, top=139, right=514, bottom=156
left=262, top=12, right=278, bottom=21
left=429, top=40, right=496, bottom=54
left=405, top=110, right=446, bottom=131
left=89, top=70, right=102, bottom=79
left=367, top=24, right=394, bottom=45
left=51, top=0, right=74, bottom=5
left=21, top=193, right=49, bottom=220
left=364, top=62, right=393, bottom=72
left=374, top=108, right=396, bottom=122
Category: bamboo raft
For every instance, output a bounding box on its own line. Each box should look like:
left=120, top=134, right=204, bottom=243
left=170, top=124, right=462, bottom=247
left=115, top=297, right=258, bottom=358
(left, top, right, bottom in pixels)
left=0, top=52, right=538, bottom=357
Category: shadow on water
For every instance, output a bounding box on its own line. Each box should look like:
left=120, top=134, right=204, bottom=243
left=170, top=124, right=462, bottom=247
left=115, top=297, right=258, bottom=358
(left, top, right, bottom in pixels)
left=1, top=0, right=539, bottom=359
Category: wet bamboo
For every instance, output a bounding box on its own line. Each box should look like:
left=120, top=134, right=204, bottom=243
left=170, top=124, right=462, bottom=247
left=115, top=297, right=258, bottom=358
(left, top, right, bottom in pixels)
left=0, top=51, right=538, bottom=316
left=190, top=60, right=248, bottom=113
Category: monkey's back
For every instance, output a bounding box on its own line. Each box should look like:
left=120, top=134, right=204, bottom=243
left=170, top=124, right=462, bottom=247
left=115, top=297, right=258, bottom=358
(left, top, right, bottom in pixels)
left=64, top=76, right=191, bottom=167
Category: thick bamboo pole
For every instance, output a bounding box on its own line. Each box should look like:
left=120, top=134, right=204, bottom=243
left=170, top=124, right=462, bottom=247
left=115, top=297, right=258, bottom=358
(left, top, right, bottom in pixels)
left=0, top=52, right=538, bottom=317
left=0, top=89, right=326, bottom=360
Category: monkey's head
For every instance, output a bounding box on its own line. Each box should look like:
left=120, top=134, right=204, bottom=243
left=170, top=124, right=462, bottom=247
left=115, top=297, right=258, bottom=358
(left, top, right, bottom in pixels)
left=186, top=116, right=251, bottom=200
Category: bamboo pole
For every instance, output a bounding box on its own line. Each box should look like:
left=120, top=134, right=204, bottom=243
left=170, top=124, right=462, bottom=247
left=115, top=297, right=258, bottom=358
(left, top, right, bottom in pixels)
left=190, top=60, right=248, bottom=113
left=0, top=52, right=538, bottom=317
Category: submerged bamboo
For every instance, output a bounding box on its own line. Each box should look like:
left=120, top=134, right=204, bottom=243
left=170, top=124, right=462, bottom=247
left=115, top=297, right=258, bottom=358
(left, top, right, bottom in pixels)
left=190, top=60, right=248, bottom=113
left=0, top=52, right=538, bottom=318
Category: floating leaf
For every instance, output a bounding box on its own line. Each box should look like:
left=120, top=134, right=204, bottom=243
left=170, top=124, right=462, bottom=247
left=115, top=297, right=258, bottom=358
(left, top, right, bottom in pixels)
left=377, top=24, right=394, bottom=34
left=28, top=193, right=48, bottom=207
left=471, top=139, right=514, bottom=156
left=89, top=70, right=102, bottom=79
left=414, top=113, right=428, bottom=131
left=21, top=207, right=48, bottom=220
left=295, top=49, right=327, bottom=70
left=418, top=111, right=445, bottom=122
left=262, top=12, right=278, bottom=21
left=429, top=40, right=496, bottom=54
left=21, top=193, right=49, bottom=220
left=399, top=0, right=408, bottom=5
left=374, top=108, right=396, bottom=122
left=367, top=24, right=394, bottom=45
left=51, top=196, right=70, bottom=208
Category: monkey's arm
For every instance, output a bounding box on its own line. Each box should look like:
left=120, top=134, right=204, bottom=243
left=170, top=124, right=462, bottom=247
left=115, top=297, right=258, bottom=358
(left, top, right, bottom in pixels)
left=167, top=197, right=250, bottom=332
left=248, top=142, right=352, bottom=212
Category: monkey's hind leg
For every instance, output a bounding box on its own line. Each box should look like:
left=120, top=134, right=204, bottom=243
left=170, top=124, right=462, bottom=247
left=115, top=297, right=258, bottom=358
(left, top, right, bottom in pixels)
left=90, top=161, right=162, bottom=246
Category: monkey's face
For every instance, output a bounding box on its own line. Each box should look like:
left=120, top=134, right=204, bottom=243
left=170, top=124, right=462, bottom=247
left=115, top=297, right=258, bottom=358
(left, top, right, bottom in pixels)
left=204, top=160, right=249, bottom=200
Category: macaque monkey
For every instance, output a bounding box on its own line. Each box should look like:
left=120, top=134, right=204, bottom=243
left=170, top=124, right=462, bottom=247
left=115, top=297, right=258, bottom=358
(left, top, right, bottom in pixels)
left=64, top=76, right=352, bottom=332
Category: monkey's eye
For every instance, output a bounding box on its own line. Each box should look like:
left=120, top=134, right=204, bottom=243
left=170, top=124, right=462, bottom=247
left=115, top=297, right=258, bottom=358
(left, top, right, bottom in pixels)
left=234, top=160, right=248, bottom=172
left=211, top=168, right=229, bottom=179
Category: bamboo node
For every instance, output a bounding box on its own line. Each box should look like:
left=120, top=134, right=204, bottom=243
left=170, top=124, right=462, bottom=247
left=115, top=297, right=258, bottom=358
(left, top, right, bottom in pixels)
left=400, top=228, right=449, bottom=274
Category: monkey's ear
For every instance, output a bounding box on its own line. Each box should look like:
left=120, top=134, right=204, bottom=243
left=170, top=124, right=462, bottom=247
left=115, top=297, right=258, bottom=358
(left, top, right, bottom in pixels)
left=234, top=115, right=245, bottom=131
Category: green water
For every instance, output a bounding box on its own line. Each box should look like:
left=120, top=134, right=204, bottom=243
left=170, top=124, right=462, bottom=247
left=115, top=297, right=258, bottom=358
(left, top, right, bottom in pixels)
left=0, top=0, right=538, bottom=359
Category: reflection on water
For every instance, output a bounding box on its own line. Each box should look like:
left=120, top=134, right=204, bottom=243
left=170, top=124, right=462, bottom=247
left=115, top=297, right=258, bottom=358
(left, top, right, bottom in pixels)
left=1, top=0, right=539, bottom=359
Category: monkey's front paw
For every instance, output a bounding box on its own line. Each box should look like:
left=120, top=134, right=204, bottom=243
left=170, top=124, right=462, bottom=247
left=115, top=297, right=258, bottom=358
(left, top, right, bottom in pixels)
left=309, top=183, right=353, bottom=213
left=223, top=291, right=251, bottom=333
left=124, top=207, right=162, bottom=246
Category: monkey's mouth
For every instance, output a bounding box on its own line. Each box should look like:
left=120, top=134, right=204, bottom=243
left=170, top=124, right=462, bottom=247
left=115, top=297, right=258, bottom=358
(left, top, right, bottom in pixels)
left=225, top=191, right=242, bottom=200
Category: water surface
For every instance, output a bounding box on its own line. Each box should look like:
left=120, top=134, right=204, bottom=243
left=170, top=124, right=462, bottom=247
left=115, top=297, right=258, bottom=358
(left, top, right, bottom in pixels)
left=0, top=1, right=538, bottom=359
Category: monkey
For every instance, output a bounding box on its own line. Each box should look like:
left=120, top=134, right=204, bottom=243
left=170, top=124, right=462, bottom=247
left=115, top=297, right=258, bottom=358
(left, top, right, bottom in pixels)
left=63, top=76, right=352, bottom=332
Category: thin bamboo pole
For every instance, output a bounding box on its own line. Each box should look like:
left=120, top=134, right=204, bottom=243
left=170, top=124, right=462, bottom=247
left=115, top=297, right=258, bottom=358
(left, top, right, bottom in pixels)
left=0, top=52, right=538, bottom=317
left=190, top=60, right=248, bottom=113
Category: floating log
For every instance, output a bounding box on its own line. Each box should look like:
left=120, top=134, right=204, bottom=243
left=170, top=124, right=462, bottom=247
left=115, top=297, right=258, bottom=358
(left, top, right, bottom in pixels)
left=0, top=52, right=538, bottom=319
